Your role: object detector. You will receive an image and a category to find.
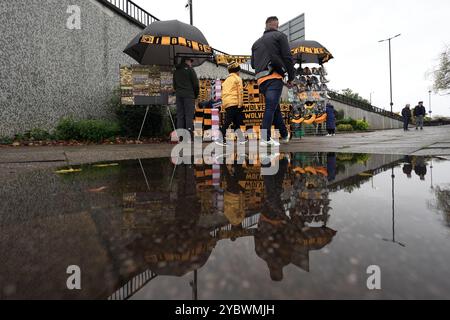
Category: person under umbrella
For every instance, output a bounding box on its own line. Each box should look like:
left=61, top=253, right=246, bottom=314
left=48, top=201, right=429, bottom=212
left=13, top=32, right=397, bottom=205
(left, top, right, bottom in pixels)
left=173, top=58, right=199, bottom=142
left=124, top=20, right=213, bottom=67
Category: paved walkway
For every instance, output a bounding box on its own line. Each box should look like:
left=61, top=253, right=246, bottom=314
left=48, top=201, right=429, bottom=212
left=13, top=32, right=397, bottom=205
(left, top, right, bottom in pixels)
left=1, top=126, right=449, bottom=181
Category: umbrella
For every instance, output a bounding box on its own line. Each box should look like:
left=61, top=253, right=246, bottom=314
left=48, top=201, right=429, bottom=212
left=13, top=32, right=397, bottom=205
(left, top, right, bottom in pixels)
left=124, top=20, right=213, bottom=67
left=290, top=40, right=334, bottom=65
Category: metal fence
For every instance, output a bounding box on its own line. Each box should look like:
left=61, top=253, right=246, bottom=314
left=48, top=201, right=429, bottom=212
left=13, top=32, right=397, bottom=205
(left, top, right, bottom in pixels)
left=108, top=269, right=158, bottom=300
left=328, top=91, right=403, bottom=122
left=99, top=0, right=159, bottom=27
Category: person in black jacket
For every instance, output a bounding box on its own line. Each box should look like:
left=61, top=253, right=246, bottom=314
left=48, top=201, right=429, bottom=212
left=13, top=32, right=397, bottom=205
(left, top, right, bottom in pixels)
left=173, top=58, right=200, bottom=141
left=413, top=101, right=427, bottom=131
left=401, top=104, right=412, bottom=131
left=251, top=17, right=295, bottom=146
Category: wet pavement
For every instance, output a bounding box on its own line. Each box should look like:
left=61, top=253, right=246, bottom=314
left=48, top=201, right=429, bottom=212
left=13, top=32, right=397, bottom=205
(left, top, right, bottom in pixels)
left=1, top=152, right=450, bottom=300
left=1, top=126, right=450, bottom=183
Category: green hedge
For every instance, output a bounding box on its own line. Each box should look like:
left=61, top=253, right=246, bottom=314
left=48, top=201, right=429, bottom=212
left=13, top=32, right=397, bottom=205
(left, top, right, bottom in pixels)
left=336, top=117, right=369, bottom=131
left=354, top=119, right=370, bottom=131
left=337, top=124, right=354, bottom=132
left=56, top=118, right=121, bottom=142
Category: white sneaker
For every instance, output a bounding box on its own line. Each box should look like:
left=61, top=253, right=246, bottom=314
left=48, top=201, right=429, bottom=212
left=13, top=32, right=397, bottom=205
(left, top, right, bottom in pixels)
left=281, top=134, right=291, bottom=144
left=326, top=134, right=332, bottom=137
left=215, top=140, right=228, bottom=147
left=260, top=138, right=280, bottom=147
left=239, top=139, right=249, bottom=145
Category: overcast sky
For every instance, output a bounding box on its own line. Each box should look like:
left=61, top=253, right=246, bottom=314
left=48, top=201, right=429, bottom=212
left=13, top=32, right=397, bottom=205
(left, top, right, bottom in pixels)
left=134, top=0, right=450, bottom=116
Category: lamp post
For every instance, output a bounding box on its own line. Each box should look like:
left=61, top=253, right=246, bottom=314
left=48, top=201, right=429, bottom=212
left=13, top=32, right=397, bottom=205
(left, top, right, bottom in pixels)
left=383, top=166, right=405, bottom=247
left=186, top=0, right=193, bottom=25
left=428, top=90, right=432, bottom=117
left=379, top=34, right=401, bottom=113
left=370, top=91, right=374, bottom=105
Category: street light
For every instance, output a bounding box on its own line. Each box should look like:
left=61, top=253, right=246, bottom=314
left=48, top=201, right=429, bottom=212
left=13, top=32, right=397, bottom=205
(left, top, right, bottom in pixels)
left=428, top=90, right=432, bottom=117
left=185, top=0, right=193, bottom=25
left=382, top=166, right=406, bottom=247
left=370, top=91, right=374, bottom=105
left=379, top=34, right=401, bottom=113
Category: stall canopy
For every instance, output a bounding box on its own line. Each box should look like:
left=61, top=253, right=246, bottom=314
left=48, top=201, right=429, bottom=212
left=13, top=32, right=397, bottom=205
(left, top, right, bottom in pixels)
left=124, top=20, right=213, bottom=67
left=290, top=40, right=334, bottom=65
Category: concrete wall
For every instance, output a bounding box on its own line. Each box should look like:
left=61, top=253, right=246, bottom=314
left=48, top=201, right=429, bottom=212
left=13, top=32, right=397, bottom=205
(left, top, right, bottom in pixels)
left=331, top=100, right=403, bottom=130
left=0, top=0, right=146, bottom=136
left=0, top=0, right=252, bottom=137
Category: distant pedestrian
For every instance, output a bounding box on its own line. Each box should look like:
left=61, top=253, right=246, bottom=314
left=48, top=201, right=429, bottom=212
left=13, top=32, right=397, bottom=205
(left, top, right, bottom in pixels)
left=215, top=62, right=247, bottom=146
left=251, top=16, right=295, bottom=147
left=173, top=58, right=199, bottom=142
left=326, top=103, right=336, bottom=136
left=401, top=104, right=412, bottom=131
left=414, top=101, right=427, bottom=131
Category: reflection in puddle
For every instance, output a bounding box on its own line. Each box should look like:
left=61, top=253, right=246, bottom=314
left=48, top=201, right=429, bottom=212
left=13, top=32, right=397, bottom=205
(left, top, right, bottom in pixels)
left=1, top=153, right=450, bottom=300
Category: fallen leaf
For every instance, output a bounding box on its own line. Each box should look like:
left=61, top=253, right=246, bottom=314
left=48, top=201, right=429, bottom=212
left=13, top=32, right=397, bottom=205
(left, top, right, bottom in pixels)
left=88, top=186, right=108, bottom=193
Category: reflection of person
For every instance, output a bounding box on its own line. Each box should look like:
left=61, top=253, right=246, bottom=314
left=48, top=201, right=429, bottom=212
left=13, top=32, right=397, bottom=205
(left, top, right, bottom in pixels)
left=327, top=153, right=337, bottom=182
left=401, top=104, right=412, bottom=131
left=223, top=163, right=246, bottom=226
left=251, top=16, right=295, bottom=146
left=216, top=62, right=247, bottom=146
left=173, top=58, right=200, bottom=140
left=175, top=164, right=201, bottom=226
left=255, top=158, right=291, bottom=281
left=414, top=101, right=427, bottom=131
left=403, top=159, right=412, bottom=179
left=414, top=157, right=427, bottom=181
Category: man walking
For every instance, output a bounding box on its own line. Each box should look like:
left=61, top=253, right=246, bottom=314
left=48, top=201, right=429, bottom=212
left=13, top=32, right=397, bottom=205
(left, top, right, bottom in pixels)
left=413, top=101, right=426, bottom=131
left=401, top=104, right=412, bottom=131
left=251, top=16, right=295, bottom=147
left=173, top=58, right=199, bottom=142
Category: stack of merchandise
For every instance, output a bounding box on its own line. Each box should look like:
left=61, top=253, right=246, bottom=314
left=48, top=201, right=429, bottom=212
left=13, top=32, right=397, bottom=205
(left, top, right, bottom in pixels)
left=289, top=66, right=330, bottom=137
left=196, top=79, right=223, bottom=141
left=147, top=66, right=161, bottom=97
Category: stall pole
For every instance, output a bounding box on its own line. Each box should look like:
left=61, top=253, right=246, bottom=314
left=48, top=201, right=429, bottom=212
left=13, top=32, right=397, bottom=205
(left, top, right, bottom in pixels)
left=138, top=106, right=150, bottom=142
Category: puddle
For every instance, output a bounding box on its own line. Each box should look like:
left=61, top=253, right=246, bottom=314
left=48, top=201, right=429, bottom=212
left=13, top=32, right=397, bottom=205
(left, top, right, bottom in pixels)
left=1, top=153, right=450, bottom=300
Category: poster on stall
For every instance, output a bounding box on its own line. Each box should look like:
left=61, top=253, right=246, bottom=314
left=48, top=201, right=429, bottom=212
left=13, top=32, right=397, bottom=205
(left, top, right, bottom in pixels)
left=119, top=65, right=175, bottom=106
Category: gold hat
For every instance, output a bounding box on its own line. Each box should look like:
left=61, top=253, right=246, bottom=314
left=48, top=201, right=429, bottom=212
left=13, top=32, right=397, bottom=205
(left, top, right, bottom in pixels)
left=228, top=61, right=241, bottom=72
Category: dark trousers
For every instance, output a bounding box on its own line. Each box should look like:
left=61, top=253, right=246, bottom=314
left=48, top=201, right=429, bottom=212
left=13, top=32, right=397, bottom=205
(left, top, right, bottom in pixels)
left=176, top=97, right=195, bottom=132
left=327, top=128, right=336, bottom=134
left=259, top=79, right=288, bottom=141
left=403, top=117, right=410, bottom=131
left=220, top=106, right=245, bottom=142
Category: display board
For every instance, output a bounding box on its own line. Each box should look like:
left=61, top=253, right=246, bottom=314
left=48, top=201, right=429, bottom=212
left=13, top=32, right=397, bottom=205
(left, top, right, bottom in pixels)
left=120, top=65, right=175, bottom=106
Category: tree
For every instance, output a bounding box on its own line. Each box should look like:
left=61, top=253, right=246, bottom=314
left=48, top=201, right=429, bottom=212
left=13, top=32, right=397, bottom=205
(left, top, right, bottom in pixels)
left=340, top=89, right=370, bottom=105
left=433, top=47, right=450, bottom=95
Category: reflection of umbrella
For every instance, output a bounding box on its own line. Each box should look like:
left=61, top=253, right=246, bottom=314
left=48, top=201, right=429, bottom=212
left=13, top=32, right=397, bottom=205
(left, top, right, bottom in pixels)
left=124, top=20, right=213, bottom=67
left=290, top=40, right=334, bottom=65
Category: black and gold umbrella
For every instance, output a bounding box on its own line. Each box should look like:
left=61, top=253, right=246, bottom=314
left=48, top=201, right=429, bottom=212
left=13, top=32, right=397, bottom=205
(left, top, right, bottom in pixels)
left=124, top=20, right=213, bottom=67
left=290, top=40, right=334, bottom=65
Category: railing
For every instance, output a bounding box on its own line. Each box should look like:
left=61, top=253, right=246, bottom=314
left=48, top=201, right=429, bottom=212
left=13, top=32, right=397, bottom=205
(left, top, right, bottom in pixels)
left=328, top=90, right=403, bottom=122
left=108, top=269, right=158, bottom=300
left=99, top=0, right=159, bottom=27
